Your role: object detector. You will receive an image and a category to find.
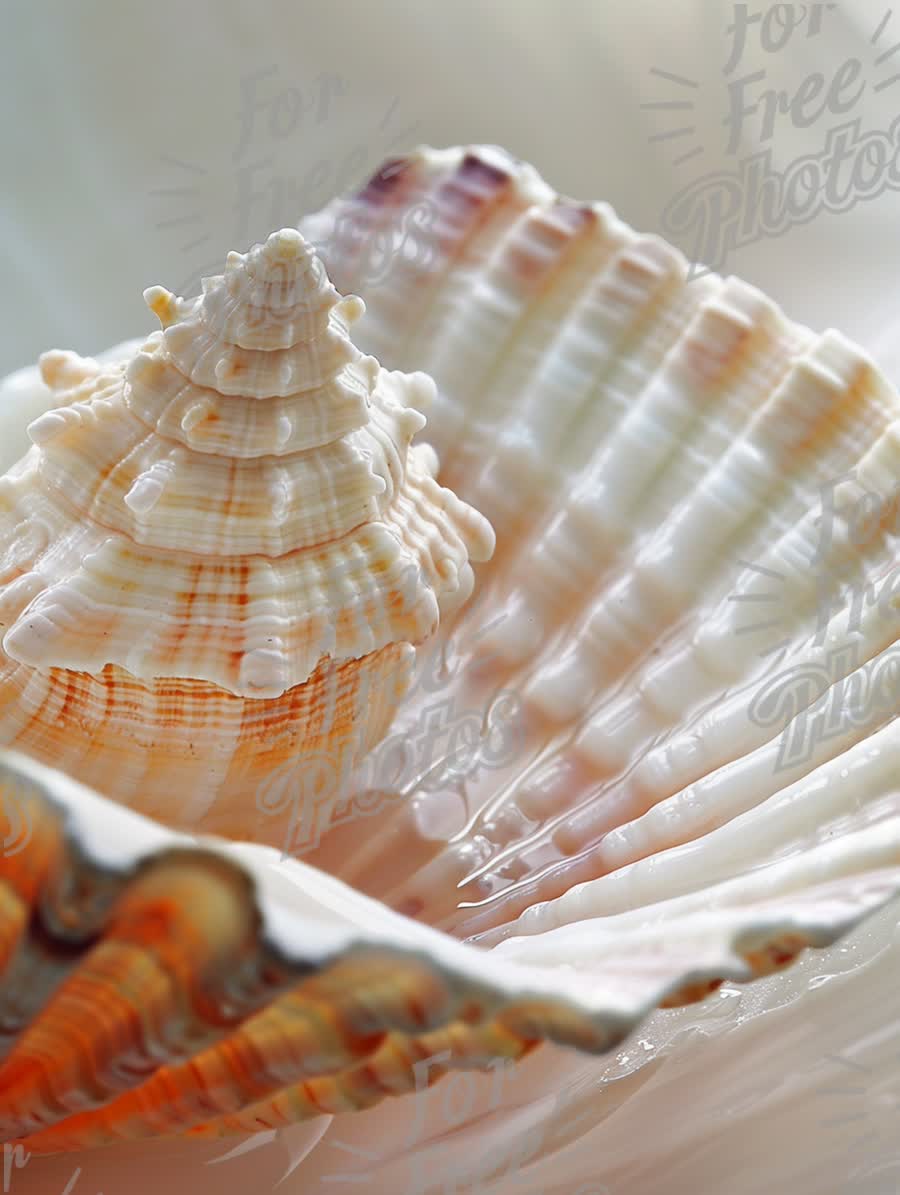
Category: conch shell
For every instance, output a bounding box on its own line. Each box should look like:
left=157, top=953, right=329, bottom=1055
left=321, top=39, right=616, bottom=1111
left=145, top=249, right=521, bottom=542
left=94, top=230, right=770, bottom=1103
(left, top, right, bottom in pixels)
left=0, top=228, right=493, bottom=841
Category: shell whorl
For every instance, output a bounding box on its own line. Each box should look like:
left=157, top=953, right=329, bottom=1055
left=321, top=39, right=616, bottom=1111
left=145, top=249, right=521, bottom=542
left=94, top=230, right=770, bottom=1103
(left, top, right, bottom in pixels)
left=0, top=229, right=494, bottom=837
left=0, top=229, right=494, bottom=700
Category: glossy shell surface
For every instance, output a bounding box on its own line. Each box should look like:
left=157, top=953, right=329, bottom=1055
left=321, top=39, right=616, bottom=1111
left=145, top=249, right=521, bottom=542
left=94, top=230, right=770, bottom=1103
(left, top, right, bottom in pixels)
left=0, top=228, right=493, bottom=840
left=0, top=146, right=899, bottom=1192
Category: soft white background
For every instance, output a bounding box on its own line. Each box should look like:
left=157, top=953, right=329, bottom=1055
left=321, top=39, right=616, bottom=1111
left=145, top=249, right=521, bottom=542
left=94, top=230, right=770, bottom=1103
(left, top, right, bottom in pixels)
left=3, top=0, right=900, bottom=376
left=3, top=3, right=900, bottom=1193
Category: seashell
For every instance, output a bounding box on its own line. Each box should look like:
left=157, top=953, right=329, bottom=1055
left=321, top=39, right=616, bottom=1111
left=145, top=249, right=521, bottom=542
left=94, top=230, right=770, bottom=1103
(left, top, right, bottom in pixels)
left=0, top=228, right=493, bottom=841
left=1, top=146, right=900, bottom=1192
left=0, top=746, right=898, bottom=1158
left=295, top=145, right=900, bottom=950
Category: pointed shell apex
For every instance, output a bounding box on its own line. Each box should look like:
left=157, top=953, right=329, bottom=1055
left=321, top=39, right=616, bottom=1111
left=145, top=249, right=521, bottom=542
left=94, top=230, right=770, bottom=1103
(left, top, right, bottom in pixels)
left=261, top=227, right=310, bottom=261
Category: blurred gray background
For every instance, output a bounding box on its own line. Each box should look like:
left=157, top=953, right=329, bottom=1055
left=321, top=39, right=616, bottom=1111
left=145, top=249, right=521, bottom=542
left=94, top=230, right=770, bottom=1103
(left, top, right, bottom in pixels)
left=3, top=0, right=900, bottom=377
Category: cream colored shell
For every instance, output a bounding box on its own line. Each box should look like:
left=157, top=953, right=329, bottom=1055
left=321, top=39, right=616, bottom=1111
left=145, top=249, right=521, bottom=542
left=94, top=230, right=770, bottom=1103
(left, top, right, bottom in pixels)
left=298, top=146, right=900, bottom=948
left=0, top=229, right=494, bottom=839
left=1, top=148, right=900, bottom=1188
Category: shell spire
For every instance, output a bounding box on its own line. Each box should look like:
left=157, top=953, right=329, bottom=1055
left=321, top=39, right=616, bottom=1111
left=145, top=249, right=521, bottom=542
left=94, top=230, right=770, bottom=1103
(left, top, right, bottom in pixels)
left=0, top=229, right=494, bottom=838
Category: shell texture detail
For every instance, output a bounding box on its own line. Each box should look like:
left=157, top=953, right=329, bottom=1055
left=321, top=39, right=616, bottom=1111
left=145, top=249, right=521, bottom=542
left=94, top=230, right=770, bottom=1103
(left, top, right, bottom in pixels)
left=296, top=145, right=900, bottom=944
left=0, top=146, right=898, bottom=1189
left=0, top=748, right=897, bottom=1156
left=0, top=228, right=494, bottom=840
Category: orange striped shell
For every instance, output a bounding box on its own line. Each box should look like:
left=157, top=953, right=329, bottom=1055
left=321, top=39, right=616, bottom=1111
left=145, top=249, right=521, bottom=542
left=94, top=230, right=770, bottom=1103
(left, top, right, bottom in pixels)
left=0, top=229, right=494, bottom=843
